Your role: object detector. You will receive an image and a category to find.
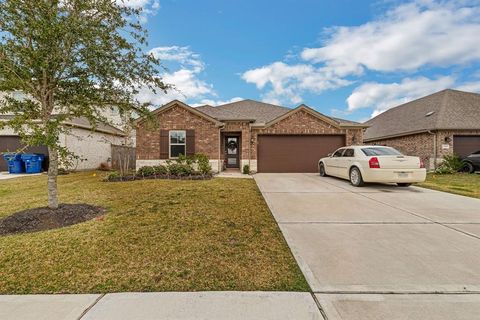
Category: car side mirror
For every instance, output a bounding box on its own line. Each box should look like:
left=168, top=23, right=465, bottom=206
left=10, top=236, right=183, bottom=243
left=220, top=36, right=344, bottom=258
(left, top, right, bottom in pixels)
left=328, top=153, right=332, bottom=157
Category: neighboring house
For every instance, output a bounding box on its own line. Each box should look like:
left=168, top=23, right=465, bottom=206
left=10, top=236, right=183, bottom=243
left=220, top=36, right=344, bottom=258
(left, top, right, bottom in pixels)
left=364, top=89, right=480, bottom=170
left=0, top=115, right=126, bottom=171
left=135, top=99, right=366, bottom=173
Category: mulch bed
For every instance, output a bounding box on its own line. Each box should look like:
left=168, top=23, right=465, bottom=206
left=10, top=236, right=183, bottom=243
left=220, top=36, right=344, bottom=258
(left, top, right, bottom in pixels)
left=105, top=174, right=213, bottom=182
left=0, top=204, right=105, bottom=236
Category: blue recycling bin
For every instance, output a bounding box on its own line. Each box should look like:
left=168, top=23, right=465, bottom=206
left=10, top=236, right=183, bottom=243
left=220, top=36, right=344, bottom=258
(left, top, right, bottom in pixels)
left=2, top=153, right=25, bottom=174
left=21, top=154, right=45, bottom=174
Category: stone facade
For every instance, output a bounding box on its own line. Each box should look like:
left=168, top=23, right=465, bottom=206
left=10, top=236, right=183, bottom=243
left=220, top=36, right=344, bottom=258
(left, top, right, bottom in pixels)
left=136, top=103, right=364, bottom=172
left=366, top=130, right=480, bottom=170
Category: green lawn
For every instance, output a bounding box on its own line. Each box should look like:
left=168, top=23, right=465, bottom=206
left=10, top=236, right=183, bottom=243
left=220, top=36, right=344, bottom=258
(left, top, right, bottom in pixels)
left=0, top=172, right=308, bottom=294
left=418, top=173, right=480, bottom=199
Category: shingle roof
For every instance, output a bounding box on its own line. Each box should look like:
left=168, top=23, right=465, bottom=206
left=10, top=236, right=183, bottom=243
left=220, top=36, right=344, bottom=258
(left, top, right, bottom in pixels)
left=196, top=99, right=291, bottom=123
left=364, top=89, right=480, bottom=141
left=195, top=99, right=363, bottom=127
left=0, top=115, right=125, bottom=136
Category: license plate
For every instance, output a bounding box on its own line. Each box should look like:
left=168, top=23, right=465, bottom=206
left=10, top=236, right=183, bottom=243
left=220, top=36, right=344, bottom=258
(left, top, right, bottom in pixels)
left=397, top=172, right=409, bottom=178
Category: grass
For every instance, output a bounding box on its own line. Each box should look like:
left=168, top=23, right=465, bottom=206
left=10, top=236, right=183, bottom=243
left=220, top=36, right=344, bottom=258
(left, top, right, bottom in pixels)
left=418, top=173, right=480, bottom=199
left=0, top=172, right=308, bottom=294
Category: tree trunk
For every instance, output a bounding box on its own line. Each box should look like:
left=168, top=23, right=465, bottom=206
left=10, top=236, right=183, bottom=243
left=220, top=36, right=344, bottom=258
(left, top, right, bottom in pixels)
left=47, top=146, right=59, bottom=209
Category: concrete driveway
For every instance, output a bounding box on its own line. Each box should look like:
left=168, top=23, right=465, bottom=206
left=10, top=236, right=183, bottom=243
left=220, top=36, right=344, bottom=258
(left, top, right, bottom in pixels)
left=255, top=173, right=480, bottom=320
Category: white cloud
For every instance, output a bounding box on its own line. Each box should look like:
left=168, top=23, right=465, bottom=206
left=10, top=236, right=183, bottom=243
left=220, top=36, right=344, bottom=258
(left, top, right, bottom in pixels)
left=301, top=1, right=480, bottom=76
left=242, top=62, right=351, bottom=105
left=241, top=0, right=480, bottom=109
left=116, top=0, right=160, bottom=22
left=455, top=81, right=480, bottom=93
left=117, top=0, right=159, bottom=9
left=192, top=97, right=244, bottom=107
left=347, top=76, right=455, bottom=117
left=136, top=46, right=238, bottom=107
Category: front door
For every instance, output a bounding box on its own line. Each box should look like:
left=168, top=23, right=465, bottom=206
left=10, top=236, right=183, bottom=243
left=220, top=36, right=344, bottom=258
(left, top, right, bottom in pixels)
left=225, top=136, right=240, bottom=168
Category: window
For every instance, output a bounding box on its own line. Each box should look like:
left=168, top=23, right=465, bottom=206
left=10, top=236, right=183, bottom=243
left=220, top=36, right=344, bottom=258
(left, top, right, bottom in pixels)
left=169, top=130, right=186, bottom=158
left=361, top=147, right=403, bottom=156
left=332, top=149, right=344, bottom=157
left=342, top=149, right=354, bottom=157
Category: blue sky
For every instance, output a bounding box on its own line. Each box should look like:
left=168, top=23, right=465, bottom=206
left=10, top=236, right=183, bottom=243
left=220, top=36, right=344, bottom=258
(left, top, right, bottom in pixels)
left=131, top=0, right=480, bottom=122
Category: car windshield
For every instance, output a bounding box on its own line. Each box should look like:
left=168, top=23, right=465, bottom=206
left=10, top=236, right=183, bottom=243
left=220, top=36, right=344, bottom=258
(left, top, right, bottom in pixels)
left=361, top=147, right=403, bottom=156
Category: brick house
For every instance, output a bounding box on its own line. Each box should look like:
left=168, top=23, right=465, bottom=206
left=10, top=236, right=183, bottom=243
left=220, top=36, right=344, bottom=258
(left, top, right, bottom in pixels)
left=136, top=99, right=366, bottom=173
left=364, top=89, right=480, bottom=170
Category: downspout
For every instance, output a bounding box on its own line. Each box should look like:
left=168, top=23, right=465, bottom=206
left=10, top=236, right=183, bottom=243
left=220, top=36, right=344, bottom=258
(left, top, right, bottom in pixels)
left=218, top=126, right=222, bottom=172
left=248, top=124, right=252, bottom=169
left=427, top=130, right=437, bottom=170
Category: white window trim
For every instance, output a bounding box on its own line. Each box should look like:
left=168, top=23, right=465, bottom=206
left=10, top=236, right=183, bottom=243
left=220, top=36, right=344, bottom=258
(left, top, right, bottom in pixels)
left=169, top=130, right=186, bottom=159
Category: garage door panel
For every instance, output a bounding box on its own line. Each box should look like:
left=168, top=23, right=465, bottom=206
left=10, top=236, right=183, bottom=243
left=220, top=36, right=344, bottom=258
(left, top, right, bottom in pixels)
left=258, top=135, right=345, bottom=173
left=453, top=136, right=480, bottom=157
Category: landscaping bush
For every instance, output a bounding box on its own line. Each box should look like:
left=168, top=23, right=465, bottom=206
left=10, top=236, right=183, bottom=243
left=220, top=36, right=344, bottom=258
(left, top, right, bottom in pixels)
left=153, top=165, right=167, bottom=175
left=435, top=154, right=464, bottom=174
left=243, top=164, right=250, bottom=174
left=194, top=153, right=212, bottom=175
left=137, top=166, right=156, bottom=177
left=167, top=162, right=193, bottom=176
left=105, top=171, right=121, bottom=181
left=106, top=154, right=212, bottom=182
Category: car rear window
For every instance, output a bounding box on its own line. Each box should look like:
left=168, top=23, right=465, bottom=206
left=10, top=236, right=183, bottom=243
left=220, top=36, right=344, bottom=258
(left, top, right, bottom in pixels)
left=361, top=147, right=403, bottom=156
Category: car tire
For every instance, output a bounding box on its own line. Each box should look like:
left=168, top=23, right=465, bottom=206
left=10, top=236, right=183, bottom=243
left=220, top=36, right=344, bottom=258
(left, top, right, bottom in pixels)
left=397, top=183, right=412, bottom=187
left=349, top=167, right=364, bottom=187
left=461, top=162, right=475, bottom=174
left=319, top=163, right=327, bottom=177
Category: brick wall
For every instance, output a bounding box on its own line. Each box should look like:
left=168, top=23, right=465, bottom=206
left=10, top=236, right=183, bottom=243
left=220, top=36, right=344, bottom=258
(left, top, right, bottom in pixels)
left=250, top=109, right=363, bottom=159
left=136, top=105, right=219, bottom=160
left=366, top=130, right=480, bottom=169
left=367, top=132, right=435, bottom=168
left=221, top=121, right=251, bottom=161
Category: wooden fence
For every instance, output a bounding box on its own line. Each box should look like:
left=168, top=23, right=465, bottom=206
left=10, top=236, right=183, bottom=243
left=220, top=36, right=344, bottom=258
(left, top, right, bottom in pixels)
left=111, top=144, right=136, bottom=171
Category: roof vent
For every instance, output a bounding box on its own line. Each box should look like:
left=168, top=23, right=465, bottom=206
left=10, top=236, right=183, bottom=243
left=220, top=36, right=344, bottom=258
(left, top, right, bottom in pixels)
left=425, top=111, right=435, bottom=117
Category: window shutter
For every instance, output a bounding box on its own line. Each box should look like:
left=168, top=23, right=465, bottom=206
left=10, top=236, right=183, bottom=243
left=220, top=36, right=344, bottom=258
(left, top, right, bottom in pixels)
left=186, top=129, right=195, bottom=157
left=160, top=130, right=169, bottom=159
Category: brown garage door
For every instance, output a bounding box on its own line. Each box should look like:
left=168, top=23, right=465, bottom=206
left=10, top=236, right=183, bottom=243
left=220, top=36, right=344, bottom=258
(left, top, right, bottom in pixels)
left=0, top=136, right=49, bottom=171
left=453, top=136, right=480, bottom=158
left=257, top=135, right=345, bottom=173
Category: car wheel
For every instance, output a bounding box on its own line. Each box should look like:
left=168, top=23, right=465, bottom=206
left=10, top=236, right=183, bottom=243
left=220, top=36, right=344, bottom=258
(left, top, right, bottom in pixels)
left=319, top=163, right=327, bottom=177
left=349, top=167, right=364, bottom=187
left=460, top=162, right=475, bottom=174
left=397, top=183, right=412, bottom=187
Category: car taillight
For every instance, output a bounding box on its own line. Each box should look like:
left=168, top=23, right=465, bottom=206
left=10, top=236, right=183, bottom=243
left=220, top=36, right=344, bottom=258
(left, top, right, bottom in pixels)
left=369, top=157, right=380, bottom=168
left=420, top=159, right=425, bottom=168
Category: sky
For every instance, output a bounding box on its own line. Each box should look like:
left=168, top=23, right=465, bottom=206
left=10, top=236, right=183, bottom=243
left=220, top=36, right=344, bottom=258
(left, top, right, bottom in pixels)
left=129, top=0, right=480, bottom=122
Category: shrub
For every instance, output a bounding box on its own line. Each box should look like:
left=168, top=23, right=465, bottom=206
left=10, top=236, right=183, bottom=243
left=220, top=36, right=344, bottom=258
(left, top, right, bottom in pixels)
left=105, top=171, right=120, bottom=181
left=435, top=154, right=464, bottom=174
left=195, top=153, right=211, bottom=175
left=97, top=162, right=110, bottom=171
left=167, top=163, right=193, bottom=176
left=153, top=165, right=167, bottom=175
left=242, top=164, right=250, bottom=174
left=137, top=166, right=155, bottom=177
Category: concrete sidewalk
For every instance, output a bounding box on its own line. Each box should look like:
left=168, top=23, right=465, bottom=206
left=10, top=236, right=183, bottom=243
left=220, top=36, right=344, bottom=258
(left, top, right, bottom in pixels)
left=0, top=292, right=323, bottom=320
left=0, top=172, right=42, bottom=180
